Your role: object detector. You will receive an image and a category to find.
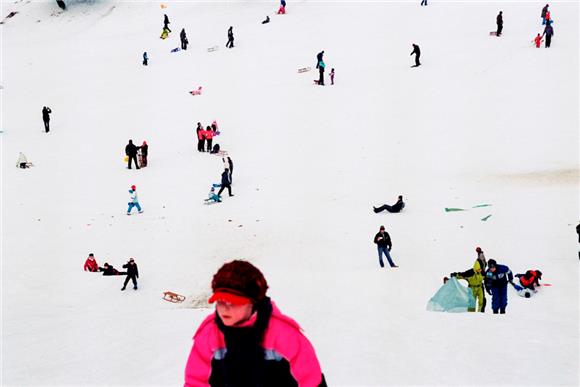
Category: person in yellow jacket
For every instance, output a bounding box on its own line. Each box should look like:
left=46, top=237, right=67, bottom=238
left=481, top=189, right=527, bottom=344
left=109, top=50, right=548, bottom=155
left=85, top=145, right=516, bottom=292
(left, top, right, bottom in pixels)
left=451, top=253, right=487, bottom=312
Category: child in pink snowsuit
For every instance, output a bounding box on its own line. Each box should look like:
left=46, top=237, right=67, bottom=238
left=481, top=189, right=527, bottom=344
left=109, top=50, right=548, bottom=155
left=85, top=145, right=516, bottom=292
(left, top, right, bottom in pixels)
left=184, top=260, right=327, bottom=387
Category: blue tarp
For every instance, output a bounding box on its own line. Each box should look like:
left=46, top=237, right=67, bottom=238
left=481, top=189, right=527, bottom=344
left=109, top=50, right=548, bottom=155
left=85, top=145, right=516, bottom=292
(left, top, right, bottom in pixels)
left=426, top=277, right=475, bottom=313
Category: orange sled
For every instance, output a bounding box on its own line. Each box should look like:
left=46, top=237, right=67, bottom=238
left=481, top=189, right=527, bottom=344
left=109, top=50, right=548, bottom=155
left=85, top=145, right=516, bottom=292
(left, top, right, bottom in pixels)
left=163, top=291, right=186, bottom=303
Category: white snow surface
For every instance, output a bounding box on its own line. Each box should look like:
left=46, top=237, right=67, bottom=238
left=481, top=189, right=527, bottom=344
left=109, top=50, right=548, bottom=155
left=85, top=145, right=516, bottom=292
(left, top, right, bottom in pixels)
left=1, top=0, right=579, bottom=385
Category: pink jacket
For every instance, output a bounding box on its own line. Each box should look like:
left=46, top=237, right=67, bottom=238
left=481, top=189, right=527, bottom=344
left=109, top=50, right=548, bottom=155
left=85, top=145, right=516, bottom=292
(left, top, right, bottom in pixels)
left=204, top=130, right=214, bottom=140
left=184, top=301, right=323, bottom=387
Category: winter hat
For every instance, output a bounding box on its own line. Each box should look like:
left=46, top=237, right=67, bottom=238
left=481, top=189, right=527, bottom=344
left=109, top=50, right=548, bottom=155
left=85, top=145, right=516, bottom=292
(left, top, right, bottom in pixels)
left=476, top=247, right=482, bottom=253
left=380, top=225, right=385, bottom=230
left=208, top=260, right=268, bottom=305
left=487, top=259, right=497, bottom=268
left=131, top=185, right=136, bottom=191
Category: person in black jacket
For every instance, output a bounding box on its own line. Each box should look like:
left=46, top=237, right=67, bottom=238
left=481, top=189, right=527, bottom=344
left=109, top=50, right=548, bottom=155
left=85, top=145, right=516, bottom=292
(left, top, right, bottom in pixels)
left=410, top=44, right=421, bottom=67
left=140, top=141, right=148, bottom=167
left=373, top=226, right=397, bottom=268
left=226, top=26, right=234, bottom=48
left=217, top=168, right=233, bottom=197
left=180, top=28, right=188, bottom=50
left=163, top=14, right=171, bottom=32
left=223, top=156, right=233, bottom=183
left=121, top=258, right=139, bottom=290
left=542, top=22, right=554, bottom=47
left=496, top=11, right=503, bottom=36
left=42, top=106, right=52, bottom=133
left=125, top=139, right=140, bottom=169
left=374, top=195, right=405, bottom=213
left=99, top=263, right=125, bottom=276
left=316, top=50, right=324, bottom=68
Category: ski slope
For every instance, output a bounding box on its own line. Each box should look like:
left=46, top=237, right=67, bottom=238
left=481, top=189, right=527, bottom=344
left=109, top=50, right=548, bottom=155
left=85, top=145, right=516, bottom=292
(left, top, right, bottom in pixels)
left=1, top=0, right=578, bottom=385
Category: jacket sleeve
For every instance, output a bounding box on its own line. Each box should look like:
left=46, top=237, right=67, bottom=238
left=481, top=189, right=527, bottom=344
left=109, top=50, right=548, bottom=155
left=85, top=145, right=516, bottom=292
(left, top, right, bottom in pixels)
left=136, top=266, right=139, bottom=278
left=184, top=331, right=213, bottom=386
left=373, top=233, right=378, bottom=244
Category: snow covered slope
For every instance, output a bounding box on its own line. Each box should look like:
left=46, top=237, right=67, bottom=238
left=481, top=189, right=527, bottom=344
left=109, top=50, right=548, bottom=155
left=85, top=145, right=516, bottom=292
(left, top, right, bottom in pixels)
left=2, top=0, right=578, bottom=385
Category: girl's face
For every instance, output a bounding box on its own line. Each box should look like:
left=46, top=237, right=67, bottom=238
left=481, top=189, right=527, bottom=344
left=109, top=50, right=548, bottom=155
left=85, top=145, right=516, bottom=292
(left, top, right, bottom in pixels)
left=216, top=301, right=254, bottom=326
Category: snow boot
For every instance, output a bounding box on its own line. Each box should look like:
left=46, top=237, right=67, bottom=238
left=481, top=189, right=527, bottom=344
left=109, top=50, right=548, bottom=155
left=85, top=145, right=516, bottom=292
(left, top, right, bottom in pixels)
left=121, top=287, right=126, bottom=291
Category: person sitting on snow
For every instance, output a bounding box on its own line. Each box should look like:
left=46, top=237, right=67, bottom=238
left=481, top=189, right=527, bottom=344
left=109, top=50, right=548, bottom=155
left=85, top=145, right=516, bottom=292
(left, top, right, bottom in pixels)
left=84, top=253, right=100, bottom=272
left=373, top=195, right=405, bottom=214
left=99, top=263, right=125, bottom=276
left=515, top=270, right=542, bottom=291
left=206, top=184, right=222, bottom=203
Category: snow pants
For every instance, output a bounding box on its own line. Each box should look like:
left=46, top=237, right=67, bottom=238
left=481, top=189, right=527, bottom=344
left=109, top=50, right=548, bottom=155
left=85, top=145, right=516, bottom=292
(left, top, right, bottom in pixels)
left=206, top=139, right=213, bottom=152
left=497, top=24, right=503, bottom=36
left=127, top=202, right=142, bottom=214
left=123, top=274, right=138, bottom=290
left=198, top=138, right=205, bottom=152
left=469, top=285, right=486, bottom=312
left=374, top=204, right=395, bottom=213
left=217, top=184, right=232, bottom=197
left=128, top=155, right=139, bottom=169
left=491, top=286, right=507, bottom=313
left=377, top=246, right=396, bottom=268
left=546, top=35, right=552, bottom=47
left=44, top=120, right=50, bottom=133
left=318, top=68, right=325, bottom=85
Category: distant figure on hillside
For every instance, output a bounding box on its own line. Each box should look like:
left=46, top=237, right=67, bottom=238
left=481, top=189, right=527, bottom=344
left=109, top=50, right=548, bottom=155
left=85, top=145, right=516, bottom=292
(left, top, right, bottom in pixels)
left=142, top=51, right=148, bottom=65
left=16, top=152, right=32, bottom=169
left=373, top=195, right=405, bottom=214
left=127, top=185, right=143, bottom=215
left=541, top=4, right=549, bottom=24
left=542, top=22, right=554, bottom=47
left=330, top=68, right=335, bottom=85
left=515, top=270, right=542, bottom=292
left=484, top=259, right=513, bottom=314
left=84, top=253, right=99, bottom=272
left=576, top=223, right=580, bottom=259
left=42, top=106, right=52, bottom=133
left=140, top=141, right=148, bottom=167
left=196, top=122, right=205, bottom=152
left=544, top=10, right=551, bottom=25
left=160, top=26, right=170, bottom=40
left=262, top=15, right=270, bottom=24
left=125, top=140, right=139, bottom=169
left=217, top=168, right=233, bottom=197
left=205, top=126, right=214, bottom=152
left=496, top=11, right=503, bottom=36
left=316, top=50, right=324, bottom=69
left=226, top=26, right=234, bottom=48
left=420, top=0, right=427, bottom=6
left=163, top=14, right=171, bottom=32
left=223, top=156, right=233, bottom=183
left=121, top=258, right=139, bottom=291
left=533, top=33, right=544, bottom=48
left=278, top=0, right=286, bottom=14
left=180, top=28, right=188, bottom=50
left=56, top=0, right=66, bottom=11
left=450, top=252, right=487, bottom=312
left=475, top=246, right=487, bottom=269
left=410, top=44, right=421, bottom=67
left=99, top=263, right=124, bottom=276
left=373, top=225, right=398, bottom=268
left=317, top=59, right=325, bottom=85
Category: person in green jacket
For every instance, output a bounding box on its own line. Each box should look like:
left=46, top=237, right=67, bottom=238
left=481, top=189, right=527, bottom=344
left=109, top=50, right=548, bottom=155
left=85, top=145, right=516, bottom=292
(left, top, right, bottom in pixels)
left=451, top=251, right=487, bottom=312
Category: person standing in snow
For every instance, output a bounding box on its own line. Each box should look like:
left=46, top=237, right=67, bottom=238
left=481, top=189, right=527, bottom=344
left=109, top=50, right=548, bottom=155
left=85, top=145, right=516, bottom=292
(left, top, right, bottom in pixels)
left=317, top=59, right=326, bottom=85
left=127, top=185, right=143, bottom=215
left=533, top=33, right=544, bottom=48
left=184, top=260, right=327, bottom=386
left=484, top=259, right=513, bottom=314
left=205, top=125, right=214, bottom=152
left=541, top=4, right=549, bottom=24
left=450, top=250, right=487, bottom=312
left=121, top=258, right=139, bottom=290
left=84, top=253, right=100, bottom=272
left=330, top=68, right=335, bottom=85
left=217, top=168, right=233, bottom=197
left=180, top=28, right=188, bottom=50
left=373, top=195, right=405, bottom=214
left=222, top=156, right=233, bottom=183
left=142, top=52, right=148, bottom=65
left=410, top=44, right=421, bottom=67
left=163, top=14, right=171, bottom=32
left=373, top=226, right=398, bottom=268
left=316, top=50, right=324, bottom=69
left=542, top=22, right=554, bottom=48
left=42, top=106, right=52, bottom=133
left=226, top=26, right=234, bottom=48
left=196, top=122, right=205, bottom=152
left=140, top=141, right=148, bottom=167
left=496, top=11, right=503, bottom=36
left=125, top=140, right=140, bottom=169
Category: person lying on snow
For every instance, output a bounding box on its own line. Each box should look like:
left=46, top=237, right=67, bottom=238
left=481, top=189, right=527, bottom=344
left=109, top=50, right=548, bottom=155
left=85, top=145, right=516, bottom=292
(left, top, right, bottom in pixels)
left=515, top=270, right=542, bottom=291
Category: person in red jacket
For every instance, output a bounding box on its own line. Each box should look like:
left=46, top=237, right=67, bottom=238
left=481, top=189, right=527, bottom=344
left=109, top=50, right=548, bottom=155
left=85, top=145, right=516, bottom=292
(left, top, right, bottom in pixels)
left=515, top=270, right=542, bottom=291
left=184, top=260, right=327, bottom=387
left=204, top=125, right=214, bottom=153
left=84, top=253, right=99, bottom=272
left=533, top=33, right=543, bottom=47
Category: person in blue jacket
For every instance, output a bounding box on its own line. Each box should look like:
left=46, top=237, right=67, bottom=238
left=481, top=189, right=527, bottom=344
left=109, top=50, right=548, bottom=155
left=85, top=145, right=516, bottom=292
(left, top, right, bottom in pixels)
left=484, top=259, right=513, bottom=314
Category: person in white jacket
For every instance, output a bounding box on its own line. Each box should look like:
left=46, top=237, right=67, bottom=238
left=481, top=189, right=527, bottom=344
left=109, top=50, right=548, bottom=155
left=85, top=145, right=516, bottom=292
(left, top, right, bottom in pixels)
left=127, top=185, right=143, bottom=215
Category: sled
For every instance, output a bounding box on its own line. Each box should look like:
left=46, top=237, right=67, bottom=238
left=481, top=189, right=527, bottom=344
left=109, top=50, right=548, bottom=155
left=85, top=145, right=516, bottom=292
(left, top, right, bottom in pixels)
left=163, top=291, right=185, bottom=303
left=189, top=86, right=203, bottom=96
left=298, top=67, right=311, bottom=73
left=313, top=80, right=324, bottom=85
left=204, top=198, right=221, bottom=205
left=445, top=207, right=465, bottom=212
left=489, top=31, right=497, bottom=36
left=170, top=47, right=180, bottom=53
left=207, top=45, right=219, bottom=52
left=211, top=150, right=229, bottom=157
left=480, top=214, right=492, bottom=221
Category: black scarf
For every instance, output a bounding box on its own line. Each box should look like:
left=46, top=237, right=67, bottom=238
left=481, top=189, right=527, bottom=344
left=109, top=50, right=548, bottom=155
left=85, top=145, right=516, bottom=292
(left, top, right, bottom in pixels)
left=212, top=297, right=273, bottom=387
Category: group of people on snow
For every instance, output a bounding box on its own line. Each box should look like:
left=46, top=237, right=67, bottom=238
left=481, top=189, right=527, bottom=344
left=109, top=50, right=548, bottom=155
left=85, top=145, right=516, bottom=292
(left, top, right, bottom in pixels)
left=196, top=121, right=220, bottom=153
left=315, top=50, right=335, bottom=85
left=84, top=254, right=140, bottom=291
left=125, top=139, right=148, bottom=169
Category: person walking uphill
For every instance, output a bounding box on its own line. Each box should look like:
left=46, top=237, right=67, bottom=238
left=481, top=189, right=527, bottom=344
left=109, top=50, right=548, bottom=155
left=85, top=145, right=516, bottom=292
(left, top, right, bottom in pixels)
left=125, top=140, right=140, bottom=169
left=373, top=226, right=398, bottom=268
left=163, top=14, right=171, bottom=32
left=127, top=185, right=143, bottom=215
left=410, top=44, right=421, bottom=67
left=184, top=260, right=327, bottom=387
left=217, top=168, right=233, bottom=197
left=543, top=22, right=554, bottom=47
left=180, top=28, right=188, bottom=50
left=121, top=258, right=139, bottom=290
left=450, top=250, right=487, bottom=312
left=484, top=259, right=513, bottom=314
left=42, top=106, right=52, bottom=133
left=496, top=11, right=503, bottom=36
left=226, top=26, right=234, bottom=48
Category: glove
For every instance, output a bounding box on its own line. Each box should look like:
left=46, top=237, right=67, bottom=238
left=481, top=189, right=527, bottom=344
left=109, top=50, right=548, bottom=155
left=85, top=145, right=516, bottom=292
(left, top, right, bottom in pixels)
left=450, top=272, right=457, bottom=278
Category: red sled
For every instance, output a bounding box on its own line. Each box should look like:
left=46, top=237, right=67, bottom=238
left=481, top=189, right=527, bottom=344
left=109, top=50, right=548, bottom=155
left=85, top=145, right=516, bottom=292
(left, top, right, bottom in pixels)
left=163, top=291, right=186, bottom=303
left=189, top=86, right=203, bottom=96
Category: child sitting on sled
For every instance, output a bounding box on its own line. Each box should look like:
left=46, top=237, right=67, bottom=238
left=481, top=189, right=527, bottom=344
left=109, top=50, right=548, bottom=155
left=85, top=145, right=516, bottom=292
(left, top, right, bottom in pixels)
left=205, top=184, right=222, bottom=203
